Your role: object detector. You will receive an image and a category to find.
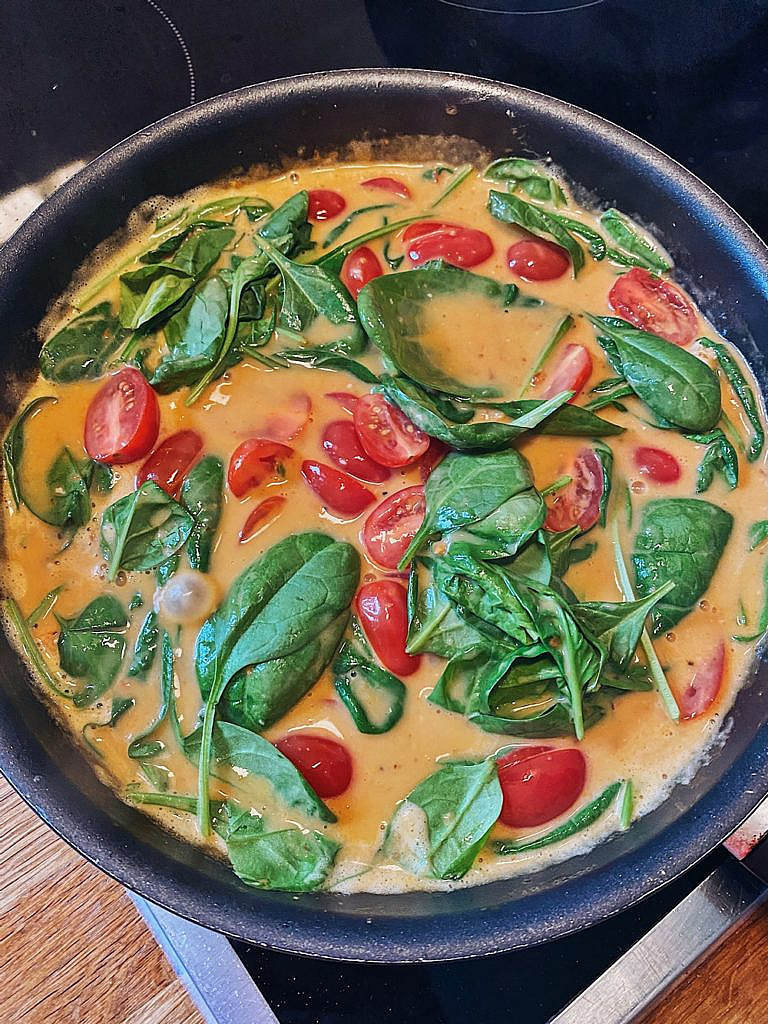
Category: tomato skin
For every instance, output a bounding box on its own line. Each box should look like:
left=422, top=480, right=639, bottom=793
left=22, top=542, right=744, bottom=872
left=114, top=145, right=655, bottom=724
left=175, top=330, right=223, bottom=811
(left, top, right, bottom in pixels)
left=544, top=447, right=604, bottom=533
left=543, top=344, right=593, bottom=401
left=633, top=446, right=681, bottom=484
left=676, top=642, right=725, bottom=720
left=363, top=485, right=426, bottom=569
left=418, top=437, right=450, bottom=482
left=325, top=391, right=360, bottom=415
left=137, top=430, right=203, bottom=497
left=322, top=420, right=391, bottom=483
left=262, top=392, right=312, bottom=442
left=361, top=176, right=411, bottom=199
left=227, top=438, right=293, bottom=498
left=84, top=368, right=160, bottom=465
left=507, top=238, right=570, bottom=282
left=403, top=221, right=494, bottom=268
left=353, top=394, right=430, bottom=468
left=307, top=189, right=346, bottom=222
left=301, top=460, right=375, bottom=515
left=239, top=495, right=286, bottom=543
left=356, top=579, right=421, bottom=677
left=341, top=246, right=384, bottom=299
left=274, top=733, right=353, bottom=798
left=609, top=267, right=697, bottom=347
left=497, top=746, right=587, bottom=828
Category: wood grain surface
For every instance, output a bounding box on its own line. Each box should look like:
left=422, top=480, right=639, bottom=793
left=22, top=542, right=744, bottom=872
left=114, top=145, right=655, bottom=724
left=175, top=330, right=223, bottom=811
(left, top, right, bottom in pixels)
left=1, top=770, right=766, bottom=1024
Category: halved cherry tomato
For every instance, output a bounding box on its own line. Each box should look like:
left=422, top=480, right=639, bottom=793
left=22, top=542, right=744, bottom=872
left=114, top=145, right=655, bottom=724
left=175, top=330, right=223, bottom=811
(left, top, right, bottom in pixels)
left=418, top=438, right=450, bottom=482
left=301, top=460, right=375, bottom=515
left=544, top=447, right=604, bottom=533
left=325, top=391, right=360, bottom=415
left=633, top=446, right=681, bottom=484
left=322, top=420, right=391, bottom=483
left=137, top=430, right=203, bottom=497
left=353, top=394, right=429, bottom=468
left=543, top=344, right=593, bottom=401
left=497, top=746, right=587, bottom=828
left=362, top=485, right=426, bottom=569
left=228, top=438, right=293, bottom=498
left=239, top=495, right=286, bottom=543
left=361, top=176, right=411, bottom=199
left=676, top=642, right=725, bottom=721
left=262, top=392, right=312, bottom=442
left=274, top=732, right=353, bottom=798
left=507, top=238, right=570, bottom=282
left=609, top=267, right=697, bottom=347
left=84, top=367, right=160, bottom=465
left=307, top=189, right=346, bottom=222
left=356, top=579, right=421, bottom=677
left=341, top=246, right=383, bottom=299
left=403, top=221, right=494, bottom=268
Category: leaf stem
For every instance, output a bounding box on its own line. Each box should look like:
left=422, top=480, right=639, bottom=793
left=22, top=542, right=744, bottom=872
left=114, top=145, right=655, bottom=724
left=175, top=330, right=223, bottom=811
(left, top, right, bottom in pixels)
left=518, top=314, right=574, bottom=398
left=430, top=164, right=473, bottom=209
left=540, top=474, right=572, bottom=497
left=619, top=779, right=634, bottom=829
left=2, top=597, right=71, bottom=699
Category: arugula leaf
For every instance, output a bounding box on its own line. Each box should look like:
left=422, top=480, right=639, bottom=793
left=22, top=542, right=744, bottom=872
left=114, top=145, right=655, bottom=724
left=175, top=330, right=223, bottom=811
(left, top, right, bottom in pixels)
left=39, top=303, right=128, bottom=382
left=599, top=209, right=670, bottom=272
left=128, top=629, right=175, bottom=758
left=487, top=190, right=584, bottom=275
left=127, top=610, right=159, bottom=679
left=180, top=455, right=223, bottom=572
left=56, top=595, right=127, bottom=707
left=632, top=498, right=733, bottom=633
left=493, top=780, right=622, bottom=854
left=699, top=338, right=764, bottom=460
left=3, top=395, right=56, bottom=507
left=100, top=481, right=194, bottom=581
left=150, top=276, right=229, bottom=392
left=332, top=637, right=406, bottom=734
left=587, top=316, right=721, bottom=432
left=484, top=157, right=566, bottom=207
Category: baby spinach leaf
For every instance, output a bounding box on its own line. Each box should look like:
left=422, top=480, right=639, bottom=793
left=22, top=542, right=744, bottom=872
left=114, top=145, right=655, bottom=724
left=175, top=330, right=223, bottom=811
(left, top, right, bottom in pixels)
left=429, top=647, right=509, bottom=715
left=26, top=585, right=65, bottom=627
left=128, top=629, right=174, bottom=758
left=322, top=203, right=392, bottom=248
left=281, top=350, right=379, bottom=383
left=632, top=498, right=733, bottom=633
left=150, top=276, right=229, bottom=392
left=3, top=395, right=56, bottom=507
left=82, top=696, right=135, bottom=756
left=315, top=214, right=423, bottom=276
left=749, top=520, right=768, bottom=551
left=587, top=316, right=721, bottom=432
left=458, top=486, right=545, bottom=560
left=333, top=638, right=406, bottom=734
left=15, top=446, right=93, bottom=540
left=226, top=824, right=339, bottom=892
left=488, top=190, right=584, bottom=275
left=484, top=157, right=567, bottom=207
left=3, top=597, right=77, bottom=700
left=156, top=553, right=180, bottom=585
left=139, top=219, right=228, bottom=264
left=483, top=399, right=624, bottom=438
left=542, top=525, right=581, bottom=578
left=39, top=303, right=128, bottom=382
left=127, top=610, right=159, bottom=679
left=406, top=563, right=487, bottom=658
left=519, top=314, right=574, bottom=397
left=56, top=595, right=127, bottom=707
left=180, top=455, right=224, bottom=572
left=573, top=580, right=676, bottom=670
left=395, top=759, right=502, bottom=880
left=594, top=440, right=613, bottom=527
left=599, top=210, right=670, bottom=272
left=689, top=428, right=739, bottom=492
left=100, top=481, right=194, bottom=581
left=733, top=557, right=768, bottom=643
left=493, top=780, right=622, bottom=854
left=699, top=337, right=764, bottom=460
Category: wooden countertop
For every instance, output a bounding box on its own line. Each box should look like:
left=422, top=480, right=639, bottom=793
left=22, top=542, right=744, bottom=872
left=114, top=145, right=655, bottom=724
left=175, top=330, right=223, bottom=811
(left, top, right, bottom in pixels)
left=1, top=772, right=767, bottom=1024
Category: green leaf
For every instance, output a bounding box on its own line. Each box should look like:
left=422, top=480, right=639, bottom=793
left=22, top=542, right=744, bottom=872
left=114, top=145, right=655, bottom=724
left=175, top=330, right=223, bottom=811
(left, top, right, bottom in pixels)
left=484, top=157, right=567, bottom=208
left=314, top=214, right=424, bottom=276
left=56, top=595, right=127, bottom=707
left=429, top=647, right=507, bottom=715
left=100, top=481, right=194, bottom=581
left=128, top=629, right=175, bottom=758
left=17, top=447, right=93, bottom=538
left=180, top=455, right=224, bottom=572
left=487, top=190, right=584, bottom=275
left=226, top=824, right=339, bottom=892
left=749, top=520, right=768, bottom=551
left=322, top=203, right=392, bottom=248
left=632, top=498, right=733, bottom=633
left=3, top=395, right=56, bottom=507
left=26, top=586, right=65, bottom=627
left=594, top=440, right=613, bottom=527
left=406, top=563, right=487, bottom=658
left=150, top=276, right=229, bottom=392
left=82, top=696, right=135, bottom=757
left=699, top=338, right=764, bottom=461
left=690, top=428, right=739, bottom=492
left=332, top=639, right=406, bottom=734
left=280, top=351, right=379, bottom=383
left=587, top=316, right=721, bottom=433
left=573, top=580, right=676, bottom=670
left=127, top=610, right=159, bottom=679
left=493, top=780, right=622, bottom=854
left=599, top=210, right=670, bottom=272
left=39, top=303, right=128, bottom=382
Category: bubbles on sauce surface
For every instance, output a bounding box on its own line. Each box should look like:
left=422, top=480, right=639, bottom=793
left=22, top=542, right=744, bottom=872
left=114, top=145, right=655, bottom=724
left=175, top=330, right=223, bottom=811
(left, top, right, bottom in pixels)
left=156, top=570, right=217, bottom=624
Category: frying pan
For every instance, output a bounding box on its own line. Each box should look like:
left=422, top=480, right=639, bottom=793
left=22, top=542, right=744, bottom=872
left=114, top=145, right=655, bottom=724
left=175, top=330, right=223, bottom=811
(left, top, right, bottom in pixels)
left=1, top=68, right=768, bottom=963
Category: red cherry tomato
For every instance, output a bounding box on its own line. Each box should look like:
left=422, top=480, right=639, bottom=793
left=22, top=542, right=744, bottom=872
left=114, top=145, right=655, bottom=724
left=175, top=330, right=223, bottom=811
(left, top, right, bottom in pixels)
left=341, top=246, right=384, bottom=299
left=543, top=344, right=593, bottom=401
left=325, top=391, right=360, bottom=415
left=403, top=221, right=494, bottom=268
left=507, top=238, right=570, bottom=282
left=301, top=460, right=375, bottom=515
left=322, top=420, right=391, bottom=483
left=609, top=267, right=697, bottom=347
left=228, top=438, right=293, bottom=498
left=137, top=430, right=203, bottom=497
left=84, top=368, right=160, bottom=465
left=274, top=733, right=353, bottom=798
left=544, top=448, right=604, bottom=533
left=356, top=579, right=421, bottom=677
left=353, top=394, right=429, bottom=468
left=361, top=176, right=411, bottom=199
left=307, top=189, right=346, bottom=222
left=261, top=392, right=312, bottom=442
left=362, top=485, right=426, bottom=569
left=497, top=746, right=587, bottom=828
left=633, top=446, right=681, bottom=484
left=239, top=495, right=286, bottom=543
left=676, top=642, right=725, bottom=721
left=418, top=437, right=450, bottom=482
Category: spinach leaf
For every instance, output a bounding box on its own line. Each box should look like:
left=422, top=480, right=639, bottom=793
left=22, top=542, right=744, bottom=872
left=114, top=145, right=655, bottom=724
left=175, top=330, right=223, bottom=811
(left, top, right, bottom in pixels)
left=429, top=647, right=509, bottom=715
left=493, top=780, right=622, bottom=854
left=26, top=585, right=65, bottom=627
left=733, top=557, right=768, bottom=643
left=156, top=553, right=180, bottom=585
left=699, top=337, right=764, bottom=460
left=406, top=563, right=487, bottom=657
left=594, top=440, right=613, bottom=527
left=393, top=759, right=502, bottom=879
left=180, top=455, right=223, bottom=572
left=484, top=157, right=567, bottom=207
left=139, top=219, right=231, bottom=264
left=322, top=203, right=392, bottom=248
left=150, top=276, right=229, bottom=392
left=487, top=190, right=584, bottom=275
left=19, top=447, right=93, bottom=537
left=573, top=580, right=676, bottom=670
left=82, top=696, right=135, bottom=757
left=456, top=485, right=545, bottom=560
left=587, top=316, right=721, bottom=432
left=281, top=350, right=379, bottom=383
left=3, top=597, right=76, bottom=700
left=315, top=214, right=423, bottom=276
left=749, top=520, right=768, bottom=551
left=542, top=525, right=581, bottom=577
left=100, top=481, right=194, bottom=581
left=689, top=428, right=739, bottom=492
left=483, top=399, right=624, bottom=438
left=599, top=210, right=670, bottom=272
left=127, top=610, right=159, bottom=679
left=332, top=637, right=406, bottom=734
left=632, top=498, right=733, bottom=633
left=56, top=595, right=127, bottom=707
left=128, top=629, right=175, bottom=758
left=519, top=314, right=574, bottom=397
left=39, top=303, right=128, bottom=382
left=226, top=822, right=339, bottom=892
left=3, top=395, right=56, bottom=507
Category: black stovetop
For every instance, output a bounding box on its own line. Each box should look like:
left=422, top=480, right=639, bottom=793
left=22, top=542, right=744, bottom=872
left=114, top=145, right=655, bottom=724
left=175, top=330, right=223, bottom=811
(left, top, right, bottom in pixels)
left=3, top=3, right=767, bottom=1021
